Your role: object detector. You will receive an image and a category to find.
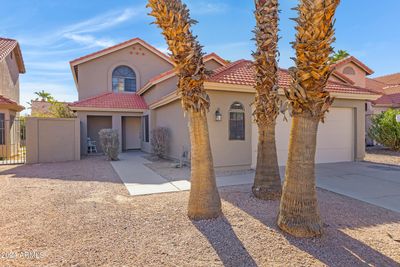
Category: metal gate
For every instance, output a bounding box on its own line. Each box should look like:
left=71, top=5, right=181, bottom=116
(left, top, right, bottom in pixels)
left=0, top=118, right=26, bottom=164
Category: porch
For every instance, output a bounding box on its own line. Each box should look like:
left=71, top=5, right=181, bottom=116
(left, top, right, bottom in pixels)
left=77, top=111, right=145, bottom=154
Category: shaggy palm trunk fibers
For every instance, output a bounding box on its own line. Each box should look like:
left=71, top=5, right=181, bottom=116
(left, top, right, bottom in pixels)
left=187, top=110, right=222, bottom=220
left=277, top=112, right=323, bottom=237
left=253, top=122, right=282, bottom=200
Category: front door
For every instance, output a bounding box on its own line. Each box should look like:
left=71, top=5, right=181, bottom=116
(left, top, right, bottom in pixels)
left=123, top=117, right=141, bottom=150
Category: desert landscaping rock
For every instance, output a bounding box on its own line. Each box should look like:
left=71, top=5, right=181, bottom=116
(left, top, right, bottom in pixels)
left=365, top=147, right=400, bottom=166
left=0, top=157, right=399, bottom=266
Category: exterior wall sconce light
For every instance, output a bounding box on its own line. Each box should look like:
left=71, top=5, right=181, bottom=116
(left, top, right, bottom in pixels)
left=215, top=108, right=222, bottom=121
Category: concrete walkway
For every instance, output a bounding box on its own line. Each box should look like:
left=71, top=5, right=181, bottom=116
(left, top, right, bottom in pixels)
left=110, top=152, right=255, bottom=196
left=112, top=152, right=400, bottom=213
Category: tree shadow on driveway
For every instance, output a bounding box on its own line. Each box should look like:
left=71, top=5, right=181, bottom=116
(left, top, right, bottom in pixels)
left=220, top=185, right=400, bottom=267
left=192, top=215, right=258, bottom=267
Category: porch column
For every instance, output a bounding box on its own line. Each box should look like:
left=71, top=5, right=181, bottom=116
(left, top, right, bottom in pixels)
left=77, top=112, right=88, bottom=155
left=112, top=114, right=122, bottom=152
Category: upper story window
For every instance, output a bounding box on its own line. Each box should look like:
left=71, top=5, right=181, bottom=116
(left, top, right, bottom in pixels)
left=343, top=66, right=356, bottom=75
left=112, top=66, right=137, bottom=92
left=229, top=102, right=245, bottom=140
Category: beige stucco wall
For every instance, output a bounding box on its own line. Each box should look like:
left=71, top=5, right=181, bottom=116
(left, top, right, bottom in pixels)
left=76, top=43, right=173, bottom=100
left=142, top=76, right=178, bottom=105
left=153, top=90, right=254, bottom=168
left=0, top=51, right=20, bottom=103
left=335, top=62, right=367, bottom=88
left=207, top=91, right=254, bottom=168
left=26, top=117, right=80, bottom=163
left=153, top=100, right=189, bottom=160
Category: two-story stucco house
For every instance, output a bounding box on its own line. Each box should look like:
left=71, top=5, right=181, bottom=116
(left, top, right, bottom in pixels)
left=69, top=38, right=379, bottom=169
left=0, top=37, right=25, bottom=158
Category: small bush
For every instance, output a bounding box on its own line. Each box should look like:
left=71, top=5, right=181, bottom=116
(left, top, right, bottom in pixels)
left=369, top=109, right=400, bottom=151
left=151, top=127, right=169, bottom=158
left=99, top=129, right=120, bottom=161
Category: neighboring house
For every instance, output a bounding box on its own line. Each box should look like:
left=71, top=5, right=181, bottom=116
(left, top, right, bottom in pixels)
left=30, top=100, right=71, bottom=116
left=0, top=37, right=25, bottom=159
left=30, top=100, right=53, bottom=116
left=69, top=38, right=379, bottom=169
left=324, top=56, right=400, bottom=146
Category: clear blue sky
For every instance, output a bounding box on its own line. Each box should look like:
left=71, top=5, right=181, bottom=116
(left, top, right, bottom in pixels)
left=1, top=0, right=399, bottom=111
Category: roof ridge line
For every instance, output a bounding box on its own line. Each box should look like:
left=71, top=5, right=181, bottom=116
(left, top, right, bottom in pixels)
left=374, top=72, right=400, bottom=80
left=211, top=59, right=250, bottom=79
left=70, top=92, right=112, bottom=105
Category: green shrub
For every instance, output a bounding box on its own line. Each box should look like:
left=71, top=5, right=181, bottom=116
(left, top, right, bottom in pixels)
left=369, top=109, right=400, bottom=151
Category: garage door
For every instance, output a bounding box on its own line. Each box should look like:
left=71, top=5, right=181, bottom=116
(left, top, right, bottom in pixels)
left=251, top=107, right=354, bottom=168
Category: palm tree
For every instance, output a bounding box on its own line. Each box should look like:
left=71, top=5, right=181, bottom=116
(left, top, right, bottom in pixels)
left=252, top=0, right=282, bottom=200
left=34, top=90, right=54, bottom=102
left=330, top=49, right=349, bottom=63
left=277, top=0, right=340, bottom=237
left=147, top=0, right=221, bottom=220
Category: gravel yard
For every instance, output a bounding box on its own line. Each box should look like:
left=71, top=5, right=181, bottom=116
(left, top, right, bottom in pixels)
left=365, top=146, right=400, bottom=166
left=0, top=156, right=399, bottom=266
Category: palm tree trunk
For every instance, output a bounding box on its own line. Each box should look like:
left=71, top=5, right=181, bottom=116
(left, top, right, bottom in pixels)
left=187, top=109, right=221, bottom=220
left=252, top=122, right=281, bottom=200
left=277, top=112, right=322, bottom=237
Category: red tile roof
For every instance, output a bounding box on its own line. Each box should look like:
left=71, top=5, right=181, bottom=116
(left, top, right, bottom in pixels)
left=333, top=56, right=374, bottom=75
left=208, top=60, right=378, bottom=96
left=374, top=72, right=400, bottom=85
left=366, top=78, right=386, bottom=93
left=69, top=92, right=148, bottom=110
left=0, top=38, right=17, bottom=62
left=0, top=37, right=25, bottom=73
left=373, top=93, right=400, bottom=107
left=0, top=95, right=24, bottom=111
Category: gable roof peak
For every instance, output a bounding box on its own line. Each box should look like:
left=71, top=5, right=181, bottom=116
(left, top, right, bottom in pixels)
left=0, top=37, right=26, bottom=73
left=69, top=37, right=173, bottom=66
left=333, top=55, right=374, bottom=75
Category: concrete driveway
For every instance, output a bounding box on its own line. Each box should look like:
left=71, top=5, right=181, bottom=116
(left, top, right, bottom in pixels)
left=112, top=152, right=400, bottom=213
left=314, top=162, right=400, bottom=213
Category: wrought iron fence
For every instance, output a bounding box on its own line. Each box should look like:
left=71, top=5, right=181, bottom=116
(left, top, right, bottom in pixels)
left=0, top=118, right=26, bottom=164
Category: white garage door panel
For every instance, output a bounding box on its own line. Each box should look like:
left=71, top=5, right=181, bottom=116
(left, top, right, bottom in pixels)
left=252, top=107, right=354, bottom=168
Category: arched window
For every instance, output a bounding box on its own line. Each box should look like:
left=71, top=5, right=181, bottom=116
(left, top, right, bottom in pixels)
left=229, top=102, right=245, bottom=140
left=112, top=66, right=137, bottom=92
left=343, top=66, right=356, bottom=75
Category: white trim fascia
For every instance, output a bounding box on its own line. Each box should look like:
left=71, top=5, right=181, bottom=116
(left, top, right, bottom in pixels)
left=205, top=82, right=255, bottom=93
left=330, top=92, right=380, bottom=101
